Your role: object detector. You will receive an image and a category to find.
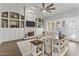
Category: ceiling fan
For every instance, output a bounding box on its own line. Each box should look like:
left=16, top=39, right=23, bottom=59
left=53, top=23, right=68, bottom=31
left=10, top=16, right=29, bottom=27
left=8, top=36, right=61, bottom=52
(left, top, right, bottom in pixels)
left=40, top=3, right=56, bottom=13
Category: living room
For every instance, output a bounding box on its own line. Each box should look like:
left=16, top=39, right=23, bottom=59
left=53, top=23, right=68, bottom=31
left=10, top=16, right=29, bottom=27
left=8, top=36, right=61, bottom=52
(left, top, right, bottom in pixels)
left=0, top=3, right=79, bottom=56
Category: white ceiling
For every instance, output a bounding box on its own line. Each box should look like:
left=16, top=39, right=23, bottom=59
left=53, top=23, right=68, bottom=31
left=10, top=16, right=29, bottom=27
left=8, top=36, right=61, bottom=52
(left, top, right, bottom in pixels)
left=1, top=3, right=79, bottom=17
left=24, top=3, right=79, bottom=17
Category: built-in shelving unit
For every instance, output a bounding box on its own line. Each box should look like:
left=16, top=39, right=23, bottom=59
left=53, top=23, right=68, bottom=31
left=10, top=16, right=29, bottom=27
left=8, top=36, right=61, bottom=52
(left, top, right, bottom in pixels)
left=1, top=11, right=24, bottom=28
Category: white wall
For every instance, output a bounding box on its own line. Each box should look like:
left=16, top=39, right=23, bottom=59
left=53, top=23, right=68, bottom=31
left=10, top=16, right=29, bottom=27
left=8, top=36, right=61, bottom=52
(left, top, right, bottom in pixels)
left=0, top=3, right=24, bottom=15
left=45, top=8, right=79, bottom=20
left=45, top=8, right=79, bottom=41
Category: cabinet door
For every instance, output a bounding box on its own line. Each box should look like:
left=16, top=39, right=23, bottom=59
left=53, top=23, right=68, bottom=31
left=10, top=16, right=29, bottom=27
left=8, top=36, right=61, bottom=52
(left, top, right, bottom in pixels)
left=3, top=28, right=10, bottom=42
left=14, top=28, right=24, bottom=40
left=14, top=28, right=20, bottom=40
left=19, top=28, right=24, bottom=39
left=10, top=28, right=15, bottom=40
left=0, top=28, right=3, bottom=43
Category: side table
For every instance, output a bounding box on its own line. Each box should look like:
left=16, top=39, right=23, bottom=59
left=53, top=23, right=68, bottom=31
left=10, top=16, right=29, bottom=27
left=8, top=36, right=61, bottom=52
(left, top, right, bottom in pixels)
left=30, top=40, right=44, bottom=56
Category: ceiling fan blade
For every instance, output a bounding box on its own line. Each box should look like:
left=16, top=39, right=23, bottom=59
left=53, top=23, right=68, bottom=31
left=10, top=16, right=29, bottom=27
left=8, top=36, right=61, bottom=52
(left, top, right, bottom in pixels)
left=47, top=7, right=56, bottom=10
left=42, top=3, right=45, bottom=8
left=46, top=3, right=54, bottom=9
left=47, top=10, right=52, bottom=13
left=34, top=6, right=43, bottom=10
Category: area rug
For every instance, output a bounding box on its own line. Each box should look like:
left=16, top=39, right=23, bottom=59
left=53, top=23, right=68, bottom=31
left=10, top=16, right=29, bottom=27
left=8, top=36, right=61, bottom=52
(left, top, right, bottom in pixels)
left=17, top=39, right=48, bottom=56
left=17, top=39, right=35, bottom=56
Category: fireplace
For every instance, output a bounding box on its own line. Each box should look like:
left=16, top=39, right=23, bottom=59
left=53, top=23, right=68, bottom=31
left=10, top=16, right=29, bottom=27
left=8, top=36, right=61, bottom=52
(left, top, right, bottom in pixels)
left=28, top=32, right=34, bottom=37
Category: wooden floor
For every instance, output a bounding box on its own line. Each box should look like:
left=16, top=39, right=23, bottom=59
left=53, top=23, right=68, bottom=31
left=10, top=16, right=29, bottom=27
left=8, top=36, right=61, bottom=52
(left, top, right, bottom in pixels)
left=0, top=39, right=79, bottom=56
left=0, top=39, right=25, bottom=56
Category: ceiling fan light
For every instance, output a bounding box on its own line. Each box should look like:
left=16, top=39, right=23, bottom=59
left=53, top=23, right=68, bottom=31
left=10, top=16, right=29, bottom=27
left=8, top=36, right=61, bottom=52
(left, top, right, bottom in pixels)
left=43, top=10, right=46, bottom=13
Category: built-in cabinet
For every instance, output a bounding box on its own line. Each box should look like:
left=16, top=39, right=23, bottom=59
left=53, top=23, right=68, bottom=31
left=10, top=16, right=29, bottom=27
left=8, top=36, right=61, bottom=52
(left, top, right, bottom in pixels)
left=0, top=28, right=25, bottom=42
left=0, top=11, right=25, bottom=43
left=0, top=28, right=3, bottom=43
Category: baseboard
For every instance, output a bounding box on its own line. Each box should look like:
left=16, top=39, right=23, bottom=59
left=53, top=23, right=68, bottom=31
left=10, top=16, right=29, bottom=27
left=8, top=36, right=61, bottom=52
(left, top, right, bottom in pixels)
left=69, top=39, right=79, bottom=43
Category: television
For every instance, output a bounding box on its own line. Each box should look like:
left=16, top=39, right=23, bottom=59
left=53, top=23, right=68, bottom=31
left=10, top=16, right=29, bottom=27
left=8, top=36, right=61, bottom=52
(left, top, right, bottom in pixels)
left=26, top=21, right=35, bottom=27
